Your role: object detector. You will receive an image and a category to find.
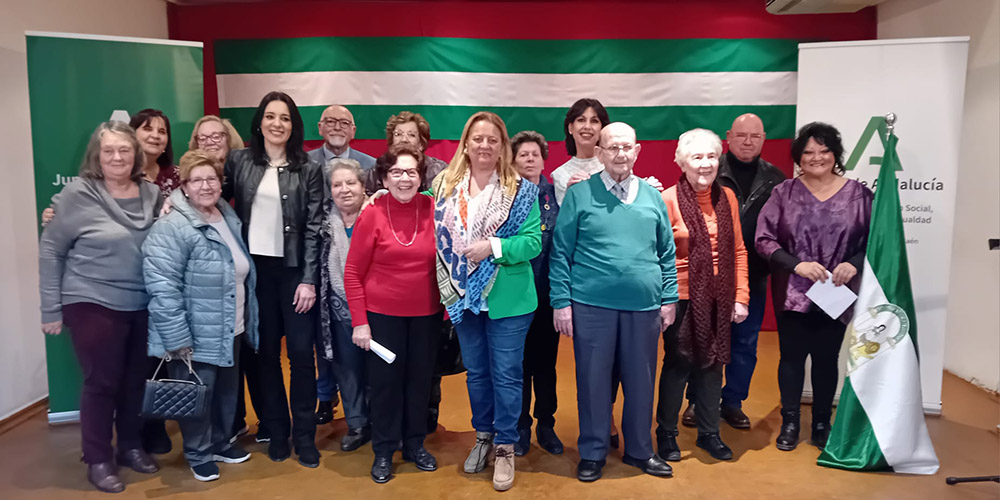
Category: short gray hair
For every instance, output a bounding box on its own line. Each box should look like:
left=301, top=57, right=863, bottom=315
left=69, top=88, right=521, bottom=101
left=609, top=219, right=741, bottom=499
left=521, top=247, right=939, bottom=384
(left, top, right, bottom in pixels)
left=675, top=128, right=723, bottom=166
left=79, top=121, right=144, bottom=182
left=326, top=158, right=364, bottom=184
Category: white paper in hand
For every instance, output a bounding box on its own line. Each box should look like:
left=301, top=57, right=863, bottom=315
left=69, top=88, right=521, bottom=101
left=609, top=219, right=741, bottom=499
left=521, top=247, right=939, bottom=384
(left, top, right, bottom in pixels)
left=369, top=340, right=396, bottom=364
left=805, top=271, right=858, bottom=319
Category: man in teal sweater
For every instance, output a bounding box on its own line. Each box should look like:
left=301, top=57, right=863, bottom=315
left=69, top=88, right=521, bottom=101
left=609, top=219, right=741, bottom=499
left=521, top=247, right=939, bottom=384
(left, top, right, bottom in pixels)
left=549, top=122, right=679, bottom=482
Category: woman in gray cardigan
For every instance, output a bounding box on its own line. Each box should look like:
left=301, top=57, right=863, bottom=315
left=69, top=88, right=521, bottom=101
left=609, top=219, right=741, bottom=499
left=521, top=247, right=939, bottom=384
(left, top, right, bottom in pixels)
left=142, top=150, right=259, bottom=482
left=38, top=121, right=163, bottom=493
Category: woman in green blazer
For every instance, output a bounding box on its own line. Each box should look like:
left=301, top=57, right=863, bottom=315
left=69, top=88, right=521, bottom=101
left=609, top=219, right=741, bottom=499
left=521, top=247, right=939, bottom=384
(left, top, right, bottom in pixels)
left=433, top=111, right=541, bottom=492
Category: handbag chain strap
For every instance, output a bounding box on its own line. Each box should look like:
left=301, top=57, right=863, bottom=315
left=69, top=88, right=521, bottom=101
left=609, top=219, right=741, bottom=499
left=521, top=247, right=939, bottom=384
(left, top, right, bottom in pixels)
left=151, top=353, right=206, bottom=385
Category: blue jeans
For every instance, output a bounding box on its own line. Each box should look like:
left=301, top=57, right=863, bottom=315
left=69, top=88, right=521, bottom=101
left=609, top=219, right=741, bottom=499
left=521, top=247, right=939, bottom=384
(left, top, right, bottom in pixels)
left=316, top=355, right=339, bottom=403
left=721, top=288, right=766, bottom=408
left=453, top=310, right=534, bottom=445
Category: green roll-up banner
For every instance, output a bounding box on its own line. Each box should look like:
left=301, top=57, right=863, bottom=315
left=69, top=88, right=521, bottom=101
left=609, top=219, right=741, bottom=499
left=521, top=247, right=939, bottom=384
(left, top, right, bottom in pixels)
left=26, top=32, right=203, bottom=423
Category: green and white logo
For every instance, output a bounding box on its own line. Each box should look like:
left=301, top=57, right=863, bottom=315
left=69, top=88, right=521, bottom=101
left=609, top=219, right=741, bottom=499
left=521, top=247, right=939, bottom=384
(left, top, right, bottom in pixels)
left=847, top=303, right=910, bottom=373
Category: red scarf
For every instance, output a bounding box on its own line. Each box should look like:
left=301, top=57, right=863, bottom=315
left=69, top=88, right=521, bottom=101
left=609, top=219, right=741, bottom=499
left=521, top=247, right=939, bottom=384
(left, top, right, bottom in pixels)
left=676, top=177, right=737, bottom=368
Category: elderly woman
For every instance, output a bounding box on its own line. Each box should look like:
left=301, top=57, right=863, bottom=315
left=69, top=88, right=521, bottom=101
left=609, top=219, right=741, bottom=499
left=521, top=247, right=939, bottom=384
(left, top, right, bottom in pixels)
left=344, top=145, right=442, bottom=483
left=550, top=98, right=610, bottom=204
left=142, top=150, right=258, bottom=482
left=223, top=91, right=325, bottom=467
left=38, top=121, right=162, bottom=493
left=373, top=111, right=450, bottom=192
left=656, top=129, right=749, bottom=462
left=317, top=158, right=371, bottom=452
left=433, top=112, right=541, bottom=491
left=510, top=130, right=563, bottom=457
left=756, top=122, right=872, bottom=451
left=188, top=115, right=244, bottom=164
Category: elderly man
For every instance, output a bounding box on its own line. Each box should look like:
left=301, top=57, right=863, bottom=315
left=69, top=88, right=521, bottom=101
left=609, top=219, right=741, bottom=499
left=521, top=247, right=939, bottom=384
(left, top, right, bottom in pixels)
left=308, top=105, right=376, bottom=180
left=549, top=122, right=678, bottom=482
left=681, top=114, right=786, bottom=430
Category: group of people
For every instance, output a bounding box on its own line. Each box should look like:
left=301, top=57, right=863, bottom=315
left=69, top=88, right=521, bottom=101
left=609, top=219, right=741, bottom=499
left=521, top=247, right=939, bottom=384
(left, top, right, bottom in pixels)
left=38, top=93, right=872, bottom=494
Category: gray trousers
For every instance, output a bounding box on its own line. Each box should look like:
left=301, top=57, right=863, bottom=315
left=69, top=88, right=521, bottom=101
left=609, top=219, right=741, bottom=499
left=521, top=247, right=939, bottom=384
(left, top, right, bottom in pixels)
left=167, top=336, right=241, bottom=467
left=572, top=301, right=660, bottom=461
left=330, top=318, right=370, bottom=429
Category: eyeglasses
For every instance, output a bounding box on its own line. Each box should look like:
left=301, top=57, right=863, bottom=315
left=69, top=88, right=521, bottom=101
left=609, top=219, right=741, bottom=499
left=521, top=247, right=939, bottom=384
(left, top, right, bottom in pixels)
left=393, top=130, right=420, bottom=140
left=196, top=132, right=228, bottom=144
left=387, top=168, right=420, bottom=179
left=732, top=133, right=764, bottom=142
left=321, top=118, right=354, bottom=129
left=187, top=177, right=221, bottom=187
left=601, top=144, right=635, bottom=155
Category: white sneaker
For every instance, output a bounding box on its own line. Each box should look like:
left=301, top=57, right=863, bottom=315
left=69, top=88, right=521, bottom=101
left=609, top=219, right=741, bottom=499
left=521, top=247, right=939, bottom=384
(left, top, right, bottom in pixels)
left=493, top=444, right=515, bottom=491
left=464, top=431, right=494, bottom=473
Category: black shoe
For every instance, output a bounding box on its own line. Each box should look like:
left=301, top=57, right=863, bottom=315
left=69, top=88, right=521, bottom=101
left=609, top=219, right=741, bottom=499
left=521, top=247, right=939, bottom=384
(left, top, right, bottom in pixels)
left=681, top=403, right=696, bottom=428
left=87, top=462, right=125, bottom=493
left=721, top=405, right=751, bottom=429
left=268, top=439, right=291, bottom=462
left=776, top=409, right=800, bottom=451
left=576, top=458, right=606, bottom=482
left=296, top=444, right=320, bottom=468
left=402, top=446, right=437, bottom=471
left=371, top=456, right=393, bottom=483
left=116, top=448, right=159, bottom=473
left=213, top=445, right=251, bottom=464
left=536, top=426, right=564, bottom=455
left=696, top=433, right=733, bottom=461
left=609, top=433, right=620, bottom=450
left=811, top=421, right=831, bottom=450
left=656, top=430, right=682, bottom=462
left=315, top=400, right=334, bottom=425
left=514, top=427, right=530, bottom=456
left=426, top=408, right=439, bottom=434
left=622, top=454, right=673, bottom=477
left=141, top=420, right=172, bottom=454
left=341, top=426, right=372, bottom=452
left=254, top=422, right=271, bottom=443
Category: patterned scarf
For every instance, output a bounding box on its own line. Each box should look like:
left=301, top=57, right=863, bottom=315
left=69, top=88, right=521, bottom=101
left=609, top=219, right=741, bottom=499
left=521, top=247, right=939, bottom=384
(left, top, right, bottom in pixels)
left=676, top=177, right=737, bottom=368
left=318, top=199, right=353, bottom=360
left=434, top=171, right=538, bottom=324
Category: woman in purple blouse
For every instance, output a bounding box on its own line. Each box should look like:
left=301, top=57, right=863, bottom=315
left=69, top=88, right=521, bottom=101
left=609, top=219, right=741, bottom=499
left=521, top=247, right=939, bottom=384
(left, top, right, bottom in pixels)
left=755, top=122, right=872, bottom=453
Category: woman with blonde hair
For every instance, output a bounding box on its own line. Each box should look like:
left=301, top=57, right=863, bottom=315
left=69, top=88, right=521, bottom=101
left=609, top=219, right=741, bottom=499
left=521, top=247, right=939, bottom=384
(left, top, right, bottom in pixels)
left=432, top=111, right=541, bottom=491
left=188, top=115, right=244, bottom=163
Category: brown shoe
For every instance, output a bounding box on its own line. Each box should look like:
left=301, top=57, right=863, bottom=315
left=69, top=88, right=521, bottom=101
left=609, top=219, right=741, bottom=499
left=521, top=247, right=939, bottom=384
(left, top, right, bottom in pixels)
left=493, top=444, right=515, bottom=491
left=681, top=403, right=696, bottom=428
left=721, top=405, right=751, bottom=429
left=117, top=448, right=159, bottom=474
left=87, top=462, right=125, bottom=493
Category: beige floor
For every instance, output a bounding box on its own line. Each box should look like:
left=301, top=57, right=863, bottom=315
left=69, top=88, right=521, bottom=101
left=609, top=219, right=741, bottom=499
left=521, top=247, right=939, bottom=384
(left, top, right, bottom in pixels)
left=0, top=331, right=997, bottom=500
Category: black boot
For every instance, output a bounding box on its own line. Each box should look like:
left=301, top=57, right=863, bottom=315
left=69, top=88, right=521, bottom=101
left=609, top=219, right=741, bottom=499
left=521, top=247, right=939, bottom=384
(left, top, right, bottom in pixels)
left=315, top=400, right=334, bottom=425
left=656, top=429, right=681, bottom=462
left=811, top=412, right=832, bottom=450
left=776, top=409, right=800, bottom=451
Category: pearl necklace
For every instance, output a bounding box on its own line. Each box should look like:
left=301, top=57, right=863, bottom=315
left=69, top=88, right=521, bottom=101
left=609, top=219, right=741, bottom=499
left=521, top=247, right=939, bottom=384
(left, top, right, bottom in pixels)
left=386, top=198, right=419, bottom=247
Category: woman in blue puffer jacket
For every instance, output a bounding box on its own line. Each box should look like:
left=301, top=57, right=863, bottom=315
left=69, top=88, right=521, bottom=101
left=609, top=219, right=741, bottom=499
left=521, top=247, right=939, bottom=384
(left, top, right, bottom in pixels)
left=143, top=150, right=259, bottom=482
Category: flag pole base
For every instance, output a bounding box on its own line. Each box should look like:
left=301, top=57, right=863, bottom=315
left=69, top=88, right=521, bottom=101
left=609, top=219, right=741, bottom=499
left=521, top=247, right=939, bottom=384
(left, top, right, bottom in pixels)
left=945, top=475, right=999, bottom=485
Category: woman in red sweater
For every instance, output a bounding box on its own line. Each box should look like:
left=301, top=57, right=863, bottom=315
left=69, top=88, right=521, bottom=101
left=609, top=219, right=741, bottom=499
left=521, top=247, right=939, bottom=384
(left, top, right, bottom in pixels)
left=344, top=145, right=443, bottom=484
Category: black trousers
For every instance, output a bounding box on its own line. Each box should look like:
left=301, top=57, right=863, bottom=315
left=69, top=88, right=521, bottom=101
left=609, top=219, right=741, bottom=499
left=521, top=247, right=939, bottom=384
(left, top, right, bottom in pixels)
left=655, top=301, right=724, bottom=437
left=233, top=337, right=264, bottom=435
left=254, top=256, right=317, bottom=447
left=367, top=311, right=442, bottom=457
left=776, top=310, right=846, bottom=420
left=519, top=301, right=559, bottom=429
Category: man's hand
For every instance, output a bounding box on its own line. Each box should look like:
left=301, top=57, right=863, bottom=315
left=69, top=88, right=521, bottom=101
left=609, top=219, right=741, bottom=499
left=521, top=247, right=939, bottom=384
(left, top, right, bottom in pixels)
left=553, top=306, right=573, bottom=338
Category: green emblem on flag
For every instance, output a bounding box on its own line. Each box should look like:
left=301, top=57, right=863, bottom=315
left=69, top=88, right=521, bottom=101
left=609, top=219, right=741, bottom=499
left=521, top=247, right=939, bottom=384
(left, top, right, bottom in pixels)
left=847, top=303, right=910, bottom=373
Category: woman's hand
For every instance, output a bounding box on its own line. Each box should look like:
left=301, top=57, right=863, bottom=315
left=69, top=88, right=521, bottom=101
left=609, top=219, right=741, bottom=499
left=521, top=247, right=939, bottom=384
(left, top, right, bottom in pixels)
left=566, top=172, right=589, bottom=189
left=733, top=302, right=749, bottom=324
left=643, top=176, right=665, bottom=192
left=168, top=346, right=193, bottom=359
left=831, top=262, right=858, bottom=286
left=794, top=261, right=828, bottom=283
left=160, top=198, right=173, bottom=216
left=41, top=208, right=55, bottom=226
left=292, top=283, right=316, bottom=313
left=660, top=303, right=677, bottom=330
left=360, top=189, right=388, bottom=213
left=352, top=324, right=372, bottom=350
left=553, top=306, right=573, bottom=338
left=41, top=320, right=62, bottom=335
left=462, top=240, right=493, bottom=264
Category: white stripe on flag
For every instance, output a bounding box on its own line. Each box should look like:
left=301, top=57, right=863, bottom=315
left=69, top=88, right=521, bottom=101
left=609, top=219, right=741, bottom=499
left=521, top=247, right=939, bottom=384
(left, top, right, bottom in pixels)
left=216, top=70, right=797, bottom=109
left=850, top=258, right=939, bottom=474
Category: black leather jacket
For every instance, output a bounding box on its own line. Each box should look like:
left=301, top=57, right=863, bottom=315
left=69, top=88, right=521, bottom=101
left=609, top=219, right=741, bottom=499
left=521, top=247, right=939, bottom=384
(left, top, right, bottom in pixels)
left=222, top=149, right=325, bottom=285
left=717, top=152, right=787, bottom=294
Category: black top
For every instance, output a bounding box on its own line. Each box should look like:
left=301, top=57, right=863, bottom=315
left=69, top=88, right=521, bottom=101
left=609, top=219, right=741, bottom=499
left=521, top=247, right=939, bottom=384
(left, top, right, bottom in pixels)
left=726, top=151, right=758, bottom=201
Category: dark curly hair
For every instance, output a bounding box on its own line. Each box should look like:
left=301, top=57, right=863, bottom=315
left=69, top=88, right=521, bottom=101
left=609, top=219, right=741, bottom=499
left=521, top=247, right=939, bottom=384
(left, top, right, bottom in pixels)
left=791, top=121, right=845, bottom=175
left=372, top=144, right=425, bottom=192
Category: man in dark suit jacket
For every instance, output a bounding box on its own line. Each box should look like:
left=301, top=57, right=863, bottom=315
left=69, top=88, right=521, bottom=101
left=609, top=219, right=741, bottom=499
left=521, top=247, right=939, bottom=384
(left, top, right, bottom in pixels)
left=308, top=105, right=376, bottom=190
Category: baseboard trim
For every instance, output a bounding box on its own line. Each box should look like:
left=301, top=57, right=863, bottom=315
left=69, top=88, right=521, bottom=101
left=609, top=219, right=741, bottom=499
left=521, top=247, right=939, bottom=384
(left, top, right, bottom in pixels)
left=801, top=390, right=942, bottom=416
left=47, top=411, right=80, bottom=425
left=0, top=398, right=49, bottom=436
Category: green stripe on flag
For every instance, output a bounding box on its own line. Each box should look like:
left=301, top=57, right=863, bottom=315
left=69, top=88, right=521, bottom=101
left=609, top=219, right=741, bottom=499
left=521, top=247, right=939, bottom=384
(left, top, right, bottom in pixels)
left=215, top=37, right=799, bottom=75
left=220, top=104, right=795, bottom=142
left=817, top=379, right=891, bottom=471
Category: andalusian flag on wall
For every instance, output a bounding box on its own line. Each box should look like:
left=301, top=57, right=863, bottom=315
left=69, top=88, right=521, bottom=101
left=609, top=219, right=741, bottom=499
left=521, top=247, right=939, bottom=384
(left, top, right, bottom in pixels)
left=818, top=128, right=939, bottom=474
left=212, top=36, right=798, bottom=176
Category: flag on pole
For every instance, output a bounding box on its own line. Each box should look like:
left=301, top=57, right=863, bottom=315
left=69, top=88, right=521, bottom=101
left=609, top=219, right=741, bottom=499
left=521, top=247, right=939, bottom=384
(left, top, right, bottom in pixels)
left=817, top=123, right=939, bottom=474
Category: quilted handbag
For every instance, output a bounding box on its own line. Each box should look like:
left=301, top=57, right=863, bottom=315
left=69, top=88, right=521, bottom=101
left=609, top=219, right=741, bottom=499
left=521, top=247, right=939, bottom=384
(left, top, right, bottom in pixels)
left=140, top=354, right=209, bottom=421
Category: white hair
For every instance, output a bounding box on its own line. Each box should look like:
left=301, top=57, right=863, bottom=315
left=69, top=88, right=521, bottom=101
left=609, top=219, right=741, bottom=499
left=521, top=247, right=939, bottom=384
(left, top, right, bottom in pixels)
left=674, top=128, right=723, bottom=166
